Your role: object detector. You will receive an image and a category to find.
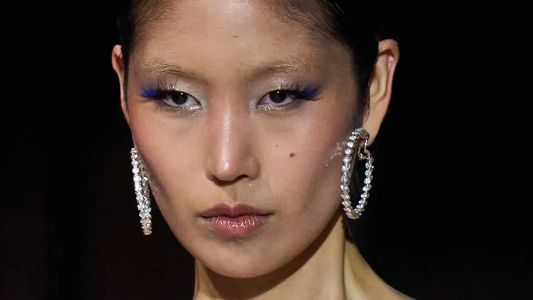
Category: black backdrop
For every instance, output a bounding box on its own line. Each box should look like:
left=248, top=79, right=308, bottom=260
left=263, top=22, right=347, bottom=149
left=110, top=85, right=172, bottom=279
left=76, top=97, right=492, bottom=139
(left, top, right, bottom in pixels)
left=2, top=1, right=531, bottom=299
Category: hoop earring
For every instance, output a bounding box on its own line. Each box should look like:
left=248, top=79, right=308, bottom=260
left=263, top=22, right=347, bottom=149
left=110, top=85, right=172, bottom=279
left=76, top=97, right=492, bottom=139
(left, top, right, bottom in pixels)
left=131, top=147, right=152, bottom=235
left=340, top=128, right=374, bottom=220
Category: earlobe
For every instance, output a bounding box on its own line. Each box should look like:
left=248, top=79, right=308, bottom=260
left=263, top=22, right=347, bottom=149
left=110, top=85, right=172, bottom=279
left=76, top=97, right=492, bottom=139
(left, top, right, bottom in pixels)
left=362, top=39, right=400, bottom=145
left=111, top=45, right=131, bottom=125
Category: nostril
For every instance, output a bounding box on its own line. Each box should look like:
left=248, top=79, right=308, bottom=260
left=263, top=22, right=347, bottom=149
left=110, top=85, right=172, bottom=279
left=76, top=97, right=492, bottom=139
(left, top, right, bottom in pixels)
left=209, top=174, right=249, bottom=186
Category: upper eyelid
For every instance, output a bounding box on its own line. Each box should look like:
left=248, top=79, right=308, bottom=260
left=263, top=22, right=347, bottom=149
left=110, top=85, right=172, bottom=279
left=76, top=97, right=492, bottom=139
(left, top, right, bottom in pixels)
left=156, top=78, right=196, bottom=93
left=140, top=81, right=202, bottom=101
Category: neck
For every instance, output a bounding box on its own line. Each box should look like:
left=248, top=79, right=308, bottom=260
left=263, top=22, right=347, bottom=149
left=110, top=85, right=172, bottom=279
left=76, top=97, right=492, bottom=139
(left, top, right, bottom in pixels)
left=193, top=213, right=401, bottom=300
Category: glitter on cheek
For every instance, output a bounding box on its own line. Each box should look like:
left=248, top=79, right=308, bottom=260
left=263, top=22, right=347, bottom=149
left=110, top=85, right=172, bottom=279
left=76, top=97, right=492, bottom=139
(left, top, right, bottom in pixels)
left=323, top=140, right=345, bottom=168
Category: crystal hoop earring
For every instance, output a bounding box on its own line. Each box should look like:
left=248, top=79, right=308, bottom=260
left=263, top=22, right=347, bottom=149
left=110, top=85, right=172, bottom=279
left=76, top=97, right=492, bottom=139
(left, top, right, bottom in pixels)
left=130, top=147, right=153, bottom=235
left=340, top=128, right=374, bottom=220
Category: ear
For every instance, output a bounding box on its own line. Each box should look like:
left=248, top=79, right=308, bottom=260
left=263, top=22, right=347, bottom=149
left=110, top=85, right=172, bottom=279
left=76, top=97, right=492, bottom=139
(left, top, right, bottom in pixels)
left=111, top=45, right=131, bottom=126
left=363, top=39, right=400, bottom=145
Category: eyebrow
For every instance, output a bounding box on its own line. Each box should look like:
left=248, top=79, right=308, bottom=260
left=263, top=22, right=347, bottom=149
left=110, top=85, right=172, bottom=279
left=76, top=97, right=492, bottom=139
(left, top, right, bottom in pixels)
left=140, top=57, right=314, bottom=83
left=242, top=60, right=312, bottom=80
left=140, top=61, right=206, bottom=83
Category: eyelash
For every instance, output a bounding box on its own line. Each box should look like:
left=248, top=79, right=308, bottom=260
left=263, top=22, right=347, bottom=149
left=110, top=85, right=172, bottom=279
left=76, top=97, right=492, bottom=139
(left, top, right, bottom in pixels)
left=139, top=80, right=200, bottom=113
left=139, top=81, right=321, bottom=113
left=257, top=83, right=321, bottom=111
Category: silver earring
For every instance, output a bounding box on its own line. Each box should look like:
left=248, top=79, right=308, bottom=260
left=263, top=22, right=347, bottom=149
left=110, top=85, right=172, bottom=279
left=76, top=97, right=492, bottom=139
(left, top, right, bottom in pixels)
left=340, top=128, right=374, bottom=220
left=131, top=147, right=152, bottom=235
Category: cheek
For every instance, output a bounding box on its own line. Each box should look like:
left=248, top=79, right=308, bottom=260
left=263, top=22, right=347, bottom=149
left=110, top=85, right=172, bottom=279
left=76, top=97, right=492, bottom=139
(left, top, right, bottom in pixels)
left=264, top=100, right=351, bottom=211
left=262, top=116, right=347, bottom=236
left=254, top=108, right=349, bottom=229
left=127, top=106, right=207, bottom=222
left=264, top=130, right=344, bottom=215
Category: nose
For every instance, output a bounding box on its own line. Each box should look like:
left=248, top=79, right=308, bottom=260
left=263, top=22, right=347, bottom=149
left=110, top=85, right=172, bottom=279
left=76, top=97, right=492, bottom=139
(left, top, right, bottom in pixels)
left=205, top=103, right=259, bottom=185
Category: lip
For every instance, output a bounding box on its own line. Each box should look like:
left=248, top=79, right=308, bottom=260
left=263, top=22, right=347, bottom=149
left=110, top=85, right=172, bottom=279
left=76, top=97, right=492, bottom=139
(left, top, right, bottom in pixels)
left=200, top=203, right=271, bottom=218
left=200, top=204, right=272, bottom=238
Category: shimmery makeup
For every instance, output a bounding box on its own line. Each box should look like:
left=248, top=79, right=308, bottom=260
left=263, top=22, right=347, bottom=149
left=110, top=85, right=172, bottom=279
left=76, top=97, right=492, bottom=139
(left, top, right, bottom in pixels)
left=324, top=140, right=345, bottom=167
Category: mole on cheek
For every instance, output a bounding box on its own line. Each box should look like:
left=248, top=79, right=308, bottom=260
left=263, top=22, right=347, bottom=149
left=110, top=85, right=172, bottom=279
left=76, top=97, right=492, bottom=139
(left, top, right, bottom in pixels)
left=289, top=153, right=295, bottom=158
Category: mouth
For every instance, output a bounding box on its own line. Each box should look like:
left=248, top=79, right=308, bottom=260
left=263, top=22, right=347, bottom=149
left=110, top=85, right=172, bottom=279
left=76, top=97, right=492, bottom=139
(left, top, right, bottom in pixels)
left=200, top=203, right=272, bottom=238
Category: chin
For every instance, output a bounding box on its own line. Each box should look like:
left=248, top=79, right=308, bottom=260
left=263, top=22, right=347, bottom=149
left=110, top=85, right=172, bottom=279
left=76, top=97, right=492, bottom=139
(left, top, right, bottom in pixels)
left=191, top=237, right=296, bottom=279
left=209, top=264, right=272, bottom=279
left=199, top=248, right=284, bottom=279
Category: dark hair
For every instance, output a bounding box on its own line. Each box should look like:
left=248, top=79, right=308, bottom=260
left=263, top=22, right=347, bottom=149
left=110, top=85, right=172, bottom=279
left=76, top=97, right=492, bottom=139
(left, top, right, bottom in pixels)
left=115, top=0, right=397, bottom=111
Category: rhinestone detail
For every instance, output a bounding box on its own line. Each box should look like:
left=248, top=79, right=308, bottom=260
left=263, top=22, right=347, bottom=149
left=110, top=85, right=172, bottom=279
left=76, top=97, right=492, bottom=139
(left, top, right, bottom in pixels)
left=131, top=147, right=152, bottom=235
left=340, top=128, right=373, bottom=220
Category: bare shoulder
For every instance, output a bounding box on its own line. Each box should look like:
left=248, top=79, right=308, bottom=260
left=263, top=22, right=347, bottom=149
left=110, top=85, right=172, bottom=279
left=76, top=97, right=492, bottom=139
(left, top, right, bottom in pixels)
left=381, top=282, right=414, bottom=300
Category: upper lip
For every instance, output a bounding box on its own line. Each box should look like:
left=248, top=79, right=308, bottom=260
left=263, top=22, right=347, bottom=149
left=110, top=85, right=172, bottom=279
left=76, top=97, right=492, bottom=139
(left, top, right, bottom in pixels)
left=200, top=203, right=272, bottom=218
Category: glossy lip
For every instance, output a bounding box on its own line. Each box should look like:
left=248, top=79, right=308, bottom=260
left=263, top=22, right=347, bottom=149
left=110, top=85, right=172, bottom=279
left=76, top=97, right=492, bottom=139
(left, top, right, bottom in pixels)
left=200, top=203, right=271, bottom=218
left=200, top=204, right=272, bottom=238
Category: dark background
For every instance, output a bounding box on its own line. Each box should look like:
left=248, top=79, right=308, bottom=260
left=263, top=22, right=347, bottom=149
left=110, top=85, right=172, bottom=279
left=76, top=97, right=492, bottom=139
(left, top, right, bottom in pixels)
left=2, top=1, right=531, bottom=299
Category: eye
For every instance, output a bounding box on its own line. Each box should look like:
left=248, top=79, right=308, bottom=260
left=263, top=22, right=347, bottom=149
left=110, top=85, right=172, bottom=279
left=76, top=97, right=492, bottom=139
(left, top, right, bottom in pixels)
left=259, top=90, right=298, bottom=107
left=160, top=90, right=200, bottom=109
left=257, top=85, right=320, bottom=111
left=141, top=88, right=201, bottom=111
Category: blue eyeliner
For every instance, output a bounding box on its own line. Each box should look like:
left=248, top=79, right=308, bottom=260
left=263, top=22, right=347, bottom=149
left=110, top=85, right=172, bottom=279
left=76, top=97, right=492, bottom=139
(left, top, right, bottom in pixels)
left=140, top=87, right=159, bottom=98
left=278, top=82, right=321, bottom=101
left=301, top=87, right=320, bottom=100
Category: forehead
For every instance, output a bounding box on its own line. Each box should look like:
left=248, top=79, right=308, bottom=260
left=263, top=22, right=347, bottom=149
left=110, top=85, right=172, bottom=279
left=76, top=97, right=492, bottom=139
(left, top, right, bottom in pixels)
left=133, top=0, right=327, bottom=40
left=130, top=0, right=350, bottom=73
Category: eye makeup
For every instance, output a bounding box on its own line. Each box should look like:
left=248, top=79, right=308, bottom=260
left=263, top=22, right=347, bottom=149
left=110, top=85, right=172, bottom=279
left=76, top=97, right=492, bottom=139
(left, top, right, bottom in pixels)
left=138, top=77, right=322, bottom=113
left=139, top=87, right=161, bottom=99
left=256, top=82, right=322, bottom=111
left=138, top=78, right=202, bottom=114
left=139, top=78, right=195, bottom=100
left=276, top=82, right=321, bottom=100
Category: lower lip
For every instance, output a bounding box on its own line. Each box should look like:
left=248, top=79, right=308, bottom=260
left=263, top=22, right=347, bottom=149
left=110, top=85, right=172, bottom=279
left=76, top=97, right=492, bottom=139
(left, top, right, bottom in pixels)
left=204, top=215, right=269, bottom=238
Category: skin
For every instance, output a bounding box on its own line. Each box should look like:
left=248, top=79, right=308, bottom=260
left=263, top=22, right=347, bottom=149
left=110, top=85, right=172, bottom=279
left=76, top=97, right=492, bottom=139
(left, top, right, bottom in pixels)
left=112, top=0, right=402, bottom=299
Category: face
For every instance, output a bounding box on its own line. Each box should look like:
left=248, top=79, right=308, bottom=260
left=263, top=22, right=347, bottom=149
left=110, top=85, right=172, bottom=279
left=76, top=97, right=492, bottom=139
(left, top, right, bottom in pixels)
left=119, top=0, right=362, bottom=278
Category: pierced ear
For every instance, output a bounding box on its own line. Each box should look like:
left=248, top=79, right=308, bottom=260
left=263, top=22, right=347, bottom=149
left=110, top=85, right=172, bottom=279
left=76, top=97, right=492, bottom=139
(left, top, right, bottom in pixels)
left=111, top=45, right=130, bottom=125
left=363, top=39, right=400, bottom=145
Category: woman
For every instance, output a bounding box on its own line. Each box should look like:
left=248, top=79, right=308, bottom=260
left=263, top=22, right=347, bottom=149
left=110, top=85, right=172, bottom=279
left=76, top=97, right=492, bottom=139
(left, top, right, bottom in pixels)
left=112, top=0, right=405, bottom=298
